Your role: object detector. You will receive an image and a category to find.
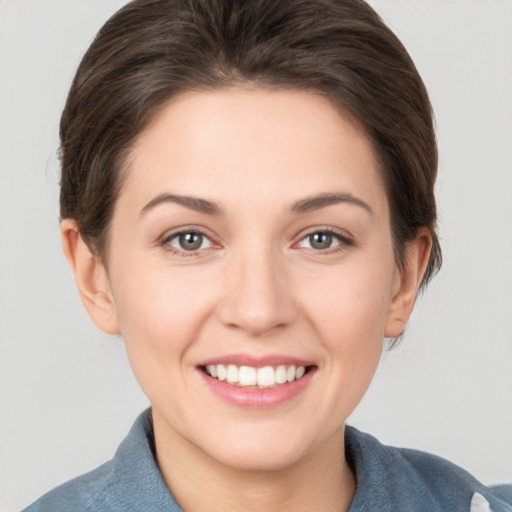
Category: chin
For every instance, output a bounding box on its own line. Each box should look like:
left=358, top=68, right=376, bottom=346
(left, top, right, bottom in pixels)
left=211, top=444, right=307, bottom=472
left=196, top=426, right=331, bottom=473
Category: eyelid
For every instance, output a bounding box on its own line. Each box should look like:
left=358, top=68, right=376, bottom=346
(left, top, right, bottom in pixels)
left=157, top=225, right=353, bottom=256
left=159, top=225, right=221, bottom=255
left=168, top=232, right=212, bottom=251
left=293, top=226, right=354, bottom=251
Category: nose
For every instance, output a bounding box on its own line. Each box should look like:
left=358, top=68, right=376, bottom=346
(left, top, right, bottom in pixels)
left=216, top=246, right=297, bottom=337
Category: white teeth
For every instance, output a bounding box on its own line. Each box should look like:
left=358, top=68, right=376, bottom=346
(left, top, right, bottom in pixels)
left=257, top=366, right=275, bottom=387
left=206, top=364, right=217, bottom=378
left=217, top=364, right=227, bottom=381
left=204, top=363, right=308, bottom=388
left=275, top=365, right=287, bottom=384
left=226, top=364, right=239, bottom=383
left=239, top=366, right=257, bottom=386
left=286, top=365, right=296, bottom=382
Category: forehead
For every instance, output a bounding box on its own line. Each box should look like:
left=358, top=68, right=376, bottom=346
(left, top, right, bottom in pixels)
left=122, top=88, right=388, bottom=218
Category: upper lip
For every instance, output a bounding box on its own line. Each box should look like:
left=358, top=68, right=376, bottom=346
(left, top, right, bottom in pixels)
left=197, top=353, right=316, bottom=368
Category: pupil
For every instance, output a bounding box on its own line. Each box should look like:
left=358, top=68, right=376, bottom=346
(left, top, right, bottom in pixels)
left=179, top=232, right=202, bottom=250
left=310, top=232, right=332, bottom=250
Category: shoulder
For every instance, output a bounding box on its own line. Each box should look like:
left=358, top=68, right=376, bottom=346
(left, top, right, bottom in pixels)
left=22, top=409, right=182, bottom=512
left=345, top=426, right=512, bottom=512
left=21, top=459, right=124, bottom=512
left=395, top=444, right=512, bottom=511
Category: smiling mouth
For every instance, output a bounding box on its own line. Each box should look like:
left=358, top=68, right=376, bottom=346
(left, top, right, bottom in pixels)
left=201, top=364, right=314, bottom=389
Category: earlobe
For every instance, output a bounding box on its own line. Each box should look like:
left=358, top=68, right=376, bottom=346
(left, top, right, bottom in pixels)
left=60, top=219, right=121, bottom=335
left=384, top=229, right=432, bottom=338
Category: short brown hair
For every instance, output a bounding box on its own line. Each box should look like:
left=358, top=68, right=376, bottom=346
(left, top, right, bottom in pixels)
left=60, top=0, right=441, bottom=287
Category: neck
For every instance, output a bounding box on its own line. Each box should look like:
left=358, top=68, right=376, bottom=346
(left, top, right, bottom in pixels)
left=153, top=413, right=356, bottom=512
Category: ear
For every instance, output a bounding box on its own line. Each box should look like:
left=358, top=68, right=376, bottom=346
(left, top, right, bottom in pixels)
left=61, top=219, right=121, bottom=335
left=384, top=228, right=432, bottom=338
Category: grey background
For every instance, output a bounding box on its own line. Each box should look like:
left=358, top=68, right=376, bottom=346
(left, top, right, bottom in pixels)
left=1, top=1, right=511, bottom=510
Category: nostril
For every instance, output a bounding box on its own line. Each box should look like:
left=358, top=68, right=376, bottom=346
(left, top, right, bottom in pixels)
left=214, top=261, right=297, bottom=335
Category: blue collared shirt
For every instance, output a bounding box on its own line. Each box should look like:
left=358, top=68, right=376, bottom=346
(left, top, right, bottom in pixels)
left=24, top=409, right=512, bottom=511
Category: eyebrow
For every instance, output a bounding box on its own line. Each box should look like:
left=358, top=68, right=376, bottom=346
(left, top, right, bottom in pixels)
left=140, top=191, right=372, bottom=217
left=291, top=192, right=374, bottom=216
left=140, top=193, right=222, bottom=216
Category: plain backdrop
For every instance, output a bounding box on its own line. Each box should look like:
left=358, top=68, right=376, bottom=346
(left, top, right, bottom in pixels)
left=1, top=1, right=511, bottom=510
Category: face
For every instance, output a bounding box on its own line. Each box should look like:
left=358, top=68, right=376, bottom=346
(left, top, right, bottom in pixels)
left=87, top=89, right=413, bottom=471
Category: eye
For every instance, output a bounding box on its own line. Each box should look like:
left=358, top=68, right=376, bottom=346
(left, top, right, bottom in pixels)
left=297, top=230, right=350, bottom=251
left=165, top=231, right=213, bottom=252
left=305, top=232, right=335, bottom=250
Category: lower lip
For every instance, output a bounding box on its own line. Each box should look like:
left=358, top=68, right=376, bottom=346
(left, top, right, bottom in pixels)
left=199, top=368, right=316, bottom=408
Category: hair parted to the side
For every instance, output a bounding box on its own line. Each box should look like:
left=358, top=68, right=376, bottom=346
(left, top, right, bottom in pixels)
left=60, top=0, right=441, bottom=289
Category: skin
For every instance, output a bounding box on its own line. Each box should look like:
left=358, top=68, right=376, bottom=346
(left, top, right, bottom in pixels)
left=62, top=88, right=431, bottom=511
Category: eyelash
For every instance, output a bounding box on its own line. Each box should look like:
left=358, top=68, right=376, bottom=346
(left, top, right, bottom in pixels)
left=160, top=229, right=218, bottom=257
left=295, top=228, right=353, bottom=254
left=159, top=227, right=353, bottom=256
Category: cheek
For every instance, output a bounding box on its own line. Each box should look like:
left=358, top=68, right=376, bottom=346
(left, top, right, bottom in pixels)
left=298, top=252, right=395, bottom=384
left=108, top=265, right=216, bottom=417
left=108, top=257, right=216, bottom=372
left=303, top=258, right=396, bottom=346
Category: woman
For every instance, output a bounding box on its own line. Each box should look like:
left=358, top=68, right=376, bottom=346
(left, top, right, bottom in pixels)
left=21, top=0, right=511, bottom=510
